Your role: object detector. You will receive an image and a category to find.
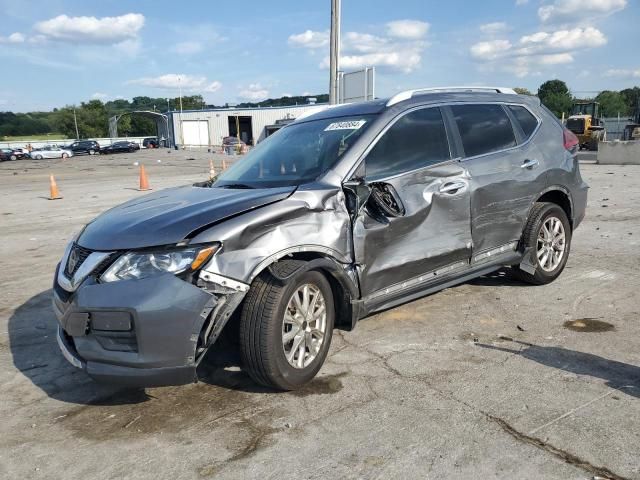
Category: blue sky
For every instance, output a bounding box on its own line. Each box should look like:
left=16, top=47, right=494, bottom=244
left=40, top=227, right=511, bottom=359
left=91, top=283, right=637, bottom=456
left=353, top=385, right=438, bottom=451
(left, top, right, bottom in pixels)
left=0, top=0, right=638, bottom=112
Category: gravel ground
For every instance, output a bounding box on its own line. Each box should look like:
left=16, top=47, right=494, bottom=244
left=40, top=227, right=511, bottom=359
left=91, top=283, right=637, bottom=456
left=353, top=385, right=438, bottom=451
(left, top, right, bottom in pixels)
left=0, top=149, right=639, bottom=480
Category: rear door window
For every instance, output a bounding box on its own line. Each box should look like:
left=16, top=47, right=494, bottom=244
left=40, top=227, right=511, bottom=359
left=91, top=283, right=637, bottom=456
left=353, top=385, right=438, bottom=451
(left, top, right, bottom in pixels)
left=507, top=105, right=539, bottom=139
left=366, top=107, right=450, bottom=178
left=450, top=104, right=517, bottom=158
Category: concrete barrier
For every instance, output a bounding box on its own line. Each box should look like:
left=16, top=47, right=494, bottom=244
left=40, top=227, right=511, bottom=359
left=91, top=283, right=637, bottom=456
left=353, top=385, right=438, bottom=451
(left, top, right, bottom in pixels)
left=598, top=141, right=640, bottom=165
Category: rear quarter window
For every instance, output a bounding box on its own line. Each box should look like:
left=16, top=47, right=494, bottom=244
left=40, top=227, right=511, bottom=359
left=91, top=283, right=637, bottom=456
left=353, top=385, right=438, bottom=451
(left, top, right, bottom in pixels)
left=507, top=105, right=539, bottom=139
left=450, top=104, right=516, bottom=158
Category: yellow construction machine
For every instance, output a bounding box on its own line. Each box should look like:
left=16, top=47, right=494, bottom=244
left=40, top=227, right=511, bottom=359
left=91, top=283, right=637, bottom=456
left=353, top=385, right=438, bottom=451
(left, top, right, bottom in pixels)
left=565, top=101, right=606, bottom=151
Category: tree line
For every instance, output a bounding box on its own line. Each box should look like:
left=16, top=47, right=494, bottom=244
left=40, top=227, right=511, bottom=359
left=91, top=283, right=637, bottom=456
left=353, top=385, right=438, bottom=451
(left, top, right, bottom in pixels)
left=1, top=84, right=637, bottom=139
left=516, top=81, right=640, bottom=119
left=0, top=95, right=209, bottom=139
left=0, top=93, right=329, bottom=139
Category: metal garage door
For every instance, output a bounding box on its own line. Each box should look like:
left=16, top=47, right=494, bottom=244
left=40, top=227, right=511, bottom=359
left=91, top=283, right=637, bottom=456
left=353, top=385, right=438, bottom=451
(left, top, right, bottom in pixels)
left=181, top=120, right=210, bottom=146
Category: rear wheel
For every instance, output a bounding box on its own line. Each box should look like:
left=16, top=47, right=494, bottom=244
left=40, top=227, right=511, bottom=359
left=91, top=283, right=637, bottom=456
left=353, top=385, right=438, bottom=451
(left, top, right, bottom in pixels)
left=35, top=154, right=43, bottom=160
left=240, top=264, right=334, bottom=390
left=512, top=202, right=571, bottom=285
left=10, top=154, right=17, bottom=161
left=88, top=149, right=95, bottom=155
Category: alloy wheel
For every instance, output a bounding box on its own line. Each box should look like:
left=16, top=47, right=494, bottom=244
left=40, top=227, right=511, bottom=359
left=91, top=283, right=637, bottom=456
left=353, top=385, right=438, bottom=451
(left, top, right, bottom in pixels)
left=537, top=216, right=566, bottom=272
left=282, top=284, right=327, bottom=369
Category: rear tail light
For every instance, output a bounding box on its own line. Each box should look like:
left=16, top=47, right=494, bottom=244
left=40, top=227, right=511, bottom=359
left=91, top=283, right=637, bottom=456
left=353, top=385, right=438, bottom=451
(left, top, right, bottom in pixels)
left=563, top=128, right=579, bottom=152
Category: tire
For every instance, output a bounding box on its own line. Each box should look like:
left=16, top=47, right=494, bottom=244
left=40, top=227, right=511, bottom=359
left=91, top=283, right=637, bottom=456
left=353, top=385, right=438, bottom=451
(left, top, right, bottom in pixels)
left=62, top=153, right=68, bottom=159
left=10, top=154, right=17, bottom=161
left=35, top=154, right=43, bottom=160
left=512, top=202, right=571, bottom=285
left=239, top=263, right=335, bottom=390
left=89, top=149, right=95, bottom=155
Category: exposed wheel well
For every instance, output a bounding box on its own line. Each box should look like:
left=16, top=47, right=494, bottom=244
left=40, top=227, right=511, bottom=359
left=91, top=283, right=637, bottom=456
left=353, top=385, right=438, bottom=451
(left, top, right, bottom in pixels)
left=537, top=190, right=573, bottom=229
left=267, top=252, right=357, bottom=331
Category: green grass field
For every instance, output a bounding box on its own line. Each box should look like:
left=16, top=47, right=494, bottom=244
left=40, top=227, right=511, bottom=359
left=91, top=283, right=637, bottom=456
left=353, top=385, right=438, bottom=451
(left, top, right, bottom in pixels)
left=1, top=133, right=68, bottom=142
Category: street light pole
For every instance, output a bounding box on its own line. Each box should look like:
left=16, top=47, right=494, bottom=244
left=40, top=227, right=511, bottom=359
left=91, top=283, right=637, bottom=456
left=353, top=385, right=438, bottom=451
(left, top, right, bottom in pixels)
left=178, top=76, right=184, bottom=147
left=329, top=0, right=341, bottom=105
left=73, top=106, right=80, bottom=139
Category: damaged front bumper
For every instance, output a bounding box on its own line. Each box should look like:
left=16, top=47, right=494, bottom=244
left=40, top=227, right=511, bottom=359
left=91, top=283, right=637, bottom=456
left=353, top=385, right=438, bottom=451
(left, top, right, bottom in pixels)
left=52, top=263, right=247, bottom=388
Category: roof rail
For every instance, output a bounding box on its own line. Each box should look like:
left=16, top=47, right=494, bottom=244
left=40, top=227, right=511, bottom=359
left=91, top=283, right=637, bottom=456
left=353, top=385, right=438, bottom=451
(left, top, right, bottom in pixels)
left=386, top=86, right=517, bottom=107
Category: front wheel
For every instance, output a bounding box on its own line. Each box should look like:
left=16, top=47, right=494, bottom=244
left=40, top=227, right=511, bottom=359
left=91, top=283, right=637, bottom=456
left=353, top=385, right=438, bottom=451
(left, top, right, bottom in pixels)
left=239, top=263, right=334, bottom=390
left=35, top=154, right=43, bottom=160
left=61, top=153, right=68, bottom=159
left=10, top=154, right=17, bottom=161
left=88, top=149, right=95, bottom=155
left=512, top=202, right=571, bottom=285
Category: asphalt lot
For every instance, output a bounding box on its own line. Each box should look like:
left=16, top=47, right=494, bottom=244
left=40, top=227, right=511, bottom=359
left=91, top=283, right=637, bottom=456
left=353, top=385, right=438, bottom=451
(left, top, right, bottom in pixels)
left=1, top=149, right=639, bottom=480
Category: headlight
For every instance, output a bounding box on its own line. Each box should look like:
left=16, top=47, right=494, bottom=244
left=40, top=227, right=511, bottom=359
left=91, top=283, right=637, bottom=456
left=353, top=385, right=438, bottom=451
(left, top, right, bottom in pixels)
left=101, top=244, right=219, bottom=283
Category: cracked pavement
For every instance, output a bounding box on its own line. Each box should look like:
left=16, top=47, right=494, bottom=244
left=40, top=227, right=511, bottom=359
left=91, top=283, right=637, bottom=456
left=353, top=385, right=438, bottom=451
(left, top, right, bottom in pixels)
left=0, top=151, right=639, bottom=479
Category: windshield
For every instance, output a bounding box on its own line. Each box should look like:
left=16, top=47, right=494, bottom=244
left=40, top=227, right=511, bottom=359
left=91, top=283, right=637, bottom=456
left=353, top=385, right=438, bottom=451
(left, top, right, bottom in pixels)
left=214, top=114, right=375, bottom=188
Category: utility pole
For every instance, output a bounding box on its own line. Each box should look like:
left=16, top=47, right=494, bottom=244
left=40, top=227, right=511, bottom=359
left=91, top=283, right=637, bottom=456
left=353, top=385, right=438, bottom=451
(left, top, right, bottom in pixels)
left=329, top=0, right=341, bottom=105
left=73, top=106, right=80, bottom=139
left=178, top=76, right=184, bottom=147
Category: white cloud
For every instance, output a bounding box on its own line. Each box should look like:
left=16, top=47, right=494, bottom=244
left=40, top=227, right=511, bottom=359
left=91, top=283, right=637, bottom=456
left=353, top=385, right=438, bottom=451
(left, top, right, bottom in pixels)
left=91, top=92, right=108, bottom=100
left=172, top=41, right=203, bottom=55
left=343, top=32, right=389, bottom=53
left=8, top=32, right=25, bottom=43
left=518, top=27, right=606, bottom=53
left=386, top=20, right=429, bottom=40
left=538, top=0, right=627, bottom=22
left=291, top=19, right=429, bottom=74
left=516, top=0, right=529, bottom=5
left=470, top=27, right=606, bottom=77
left=0, top=32, right=26, bottom=43
left=470, top=40, right=512, bottom=61
left=238, top=83, right=269, bottom=101
left=604, top=68, right=640, bottom=78
left=538, top=53, right=574, bottom=64
left=479, top=22, right=509, bottom=35
left=34, top=13, right=145, bottom=44
left=288, top=30, right=329, bottom=48
left=129, top=74, right=222, bottom=93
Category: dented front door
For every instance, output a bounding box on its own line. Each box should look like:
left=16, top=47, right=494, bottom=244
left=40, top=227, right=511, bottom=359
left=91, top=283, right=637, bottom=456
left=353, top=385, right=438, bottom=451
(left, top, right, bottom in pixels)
left=353, top=162, right=472, bottom=299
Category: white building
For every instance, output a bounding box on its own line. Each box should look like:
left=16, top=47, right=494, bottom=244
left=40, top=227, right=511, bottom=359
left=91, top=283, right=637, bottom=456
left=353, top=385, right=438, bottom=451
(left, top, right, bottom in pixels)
left=167, top=104, right=328, bottom=148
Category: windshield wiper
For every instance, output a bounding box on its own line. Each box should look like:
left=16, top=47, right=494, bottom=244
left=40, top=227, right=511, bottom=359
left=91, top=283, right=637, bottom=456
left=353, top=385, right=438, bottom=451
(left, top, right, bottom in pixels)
left=217, top=183, right=256, bottom=189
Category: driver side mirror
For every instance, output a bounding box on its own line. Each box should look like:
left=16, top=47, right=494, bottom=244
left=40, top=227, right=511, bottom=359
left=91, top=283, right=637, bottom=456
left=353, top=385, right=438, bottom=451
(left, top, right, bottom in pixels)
left=368, top=182, right=405, bottom=218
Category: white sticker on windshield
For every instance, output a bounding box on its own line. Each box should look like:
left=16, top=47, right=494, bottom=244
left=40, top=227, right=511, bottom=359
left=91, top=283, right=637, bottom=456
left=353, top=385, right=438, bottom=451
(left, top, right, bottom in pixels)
left=324, top=120, right=367, bottom=131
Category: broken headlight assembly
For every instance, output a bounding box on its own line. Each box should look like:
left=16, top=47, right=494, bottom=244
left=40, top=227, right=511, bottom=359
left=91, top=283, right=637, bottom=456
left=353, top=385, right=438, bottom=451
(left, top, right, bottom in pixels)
left=100, top=243, right=220, bottom=283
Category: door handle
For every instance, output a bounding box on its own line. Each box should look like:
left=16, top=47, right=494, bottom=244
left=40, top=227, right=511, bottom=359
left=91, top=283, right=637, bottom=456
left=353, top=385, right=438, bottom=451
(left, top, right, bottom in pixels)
left=521, top=159, right=539, bottom=169
left=439, top=181, right=467, bottom=194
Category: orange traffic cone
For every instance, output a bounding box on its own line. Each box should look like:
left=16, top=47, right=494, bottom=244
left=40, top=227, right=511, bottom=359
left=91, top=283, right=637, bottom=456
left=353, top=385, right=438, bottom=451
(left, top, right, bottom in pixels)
left=209, top=159, right=216, bottom=179
left=48, top=174, right=62, bottom=200
left=138, top=164, right=151, bottom=191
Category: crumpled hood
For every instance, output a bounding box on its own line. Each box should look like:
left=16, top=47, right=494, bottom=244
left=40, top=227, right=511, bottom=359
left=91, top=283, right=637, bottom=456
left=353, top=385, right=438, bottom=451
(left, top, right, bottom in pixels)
left=78, top=184, right=296, bottom=250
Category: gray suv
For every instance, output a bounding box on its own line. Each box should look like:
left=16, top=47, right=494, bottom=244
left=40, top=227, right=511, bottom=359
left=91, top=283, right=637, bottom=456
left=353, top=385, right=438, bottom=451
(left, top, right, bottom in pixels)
left=52, top=87, right=587, bottom=390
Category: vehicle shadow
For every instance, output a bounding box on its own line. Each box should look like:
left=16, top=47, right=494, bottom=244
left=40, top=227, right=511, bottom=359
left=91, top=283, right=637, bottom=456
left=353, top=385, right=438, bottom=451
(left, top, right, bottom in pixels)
left=7, top=290, right=276, bottom=404
left=476, top=340, right=640, bottom=398
left=8, top=289, right=151, bottom=405
left=468, top=268, right=530, bottom=288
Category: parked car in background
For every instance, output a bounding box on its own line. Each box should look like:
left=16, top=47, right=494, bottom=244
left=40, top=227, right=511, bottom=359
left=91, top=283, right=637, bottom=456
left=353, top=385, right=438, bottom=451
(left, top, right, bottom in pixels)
left=0, top=148, right=26, bottom=160
left=100, top=141, right=140, bottom=154
left=142, top=137, right=158, bottom=148
left=64, top=140, right=100, bottom=155
left=0, top=149, right=14, bottom=161
left=29, top=146, right=74, bottom=159
left=53, top=87, right=587, bottom=391
left=222, top=136, right=246, bottom=154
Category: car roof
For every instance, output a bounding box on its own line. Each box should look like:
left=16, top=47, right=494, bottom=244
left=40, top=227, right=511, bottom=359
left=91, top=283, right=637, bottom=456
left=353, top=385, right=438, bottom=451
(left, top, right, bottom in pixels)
left=298, top=90, right=539, bottom=124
